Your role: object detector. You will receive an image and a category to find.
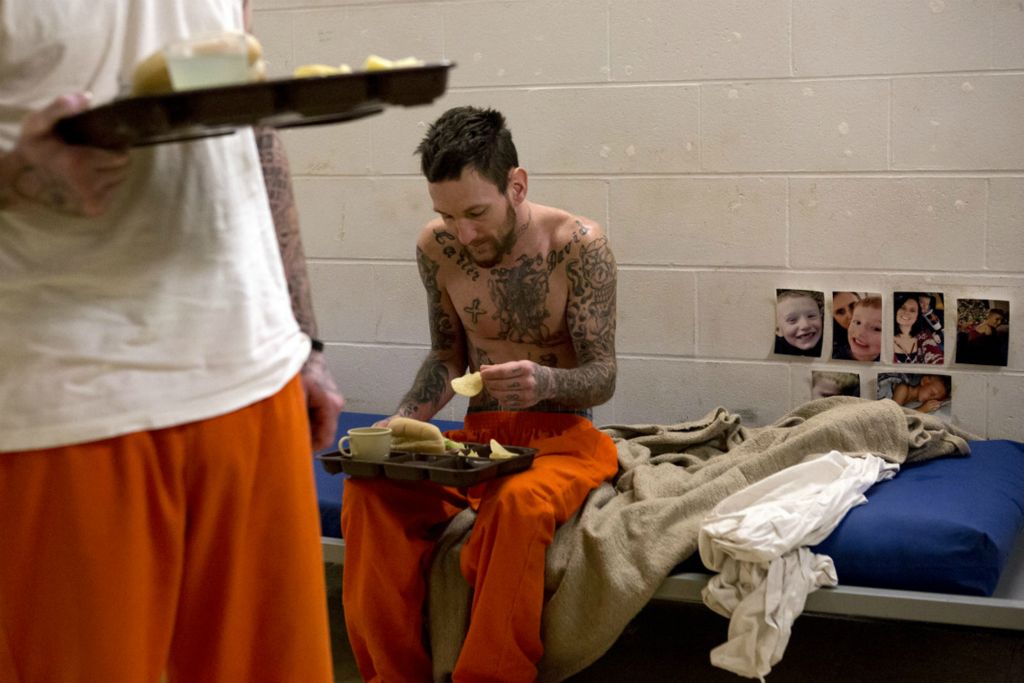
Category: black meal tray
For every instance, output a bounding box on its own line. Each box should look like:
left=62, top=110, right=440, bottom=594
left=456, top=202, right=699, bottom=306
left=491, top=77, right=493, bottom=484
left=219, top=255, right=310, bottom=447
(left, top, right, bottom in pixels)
left=317, top=442, right=536, bottom=487
left=55, top=61, right=454, bottom=149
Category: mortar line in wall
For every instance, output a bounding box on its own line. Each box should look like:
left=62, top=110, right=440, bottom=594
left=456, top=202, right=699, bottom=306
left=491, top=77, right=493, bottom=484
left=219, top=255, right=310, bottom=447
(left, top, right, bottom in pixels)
left=692, top=273, right=700, bottom=356
left=602, top=264, right=1024, bottom=278
left=887, top=79, right=893, bottom=170
left=293, top=171, right=1024, bottom=180
left=443, top=69, right=1024, bottom=92
left=784, top=177, right=791, bottom=269
left=307, top=256, right=1024, bottom=279
left=983, top=179, right=991, bottom=270
left=787, top=0, right=794, bottom=78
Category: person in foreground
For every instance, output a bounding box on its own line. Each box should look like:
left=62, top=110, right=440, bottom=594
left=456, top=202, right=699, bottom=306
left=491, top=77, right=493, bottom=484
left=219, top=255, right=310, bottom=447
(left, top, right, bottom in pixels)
left=0, top=1, right=341, bottom=680
left=340, top=106, right=620, bottom=682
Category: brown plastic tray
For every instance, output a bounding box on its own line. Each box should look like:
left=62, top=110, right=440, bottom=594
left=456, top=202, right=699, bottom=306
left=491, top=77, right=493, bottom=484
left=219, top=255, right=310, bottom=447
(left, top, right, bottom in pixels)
left=54, top=61, right=453, bottom=149
left=317, top=442, right=536, bottom=487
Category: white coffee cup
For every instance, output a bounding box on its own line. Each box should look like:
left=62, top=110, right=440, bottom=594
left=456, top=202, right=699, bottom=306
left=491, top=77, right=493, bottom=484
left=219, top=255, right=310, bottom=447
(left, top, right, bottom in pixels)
left=339, top=427, right=392, bottom=460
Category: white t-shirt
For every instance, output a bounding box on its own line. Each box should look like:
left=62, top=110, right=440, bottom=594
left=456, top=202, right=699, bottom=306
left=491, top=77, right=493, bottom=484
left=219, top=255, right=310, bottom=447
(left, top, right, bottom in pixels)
left=0, top=0, right=309, bottom=451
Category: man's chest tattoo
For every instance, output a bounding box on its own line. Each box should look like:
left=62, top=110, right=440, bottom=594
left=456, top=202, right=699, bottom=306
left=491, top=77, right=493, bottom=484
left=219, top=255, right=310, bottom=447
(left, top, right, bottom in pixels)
left=435, top=230, right=480, bottom=281
left=463, top=298, right=487, bottom=324
left=488, top=254, right=553, bottom=344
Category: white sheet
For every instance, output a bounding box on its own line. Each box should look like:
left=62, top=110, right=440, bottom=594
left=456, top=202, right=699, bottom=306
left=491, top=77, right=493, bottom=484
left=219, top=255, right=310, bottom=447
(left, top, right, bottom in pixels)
left=698, top=450, right=898, bottom=680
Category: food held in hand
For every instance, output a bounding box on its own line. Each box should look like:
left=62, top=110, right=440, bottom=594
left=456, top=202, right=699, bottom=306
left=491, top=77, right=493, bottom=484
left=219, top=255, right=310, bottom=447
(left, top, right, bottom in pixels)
left=451, top=371, right=483, bottom=397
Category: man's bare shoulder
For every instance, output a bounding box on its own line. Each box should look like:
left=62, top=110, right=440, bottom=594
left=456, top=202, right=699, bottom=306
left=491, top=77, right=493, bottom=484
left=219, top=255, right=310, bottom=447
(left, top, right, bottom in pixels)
left=534, top=203, right=607, bottom=247
left=416, top=218, right=451, bottom=256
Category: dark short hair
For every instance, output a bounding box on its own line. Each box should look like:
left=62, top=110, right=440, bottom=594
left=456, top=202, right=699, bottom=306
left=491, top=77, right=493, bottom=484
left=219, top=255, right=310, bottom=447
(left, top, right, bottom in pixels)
left=894, top=292, right=929, bottom=337
left=415, top=106, right=519, bottom=193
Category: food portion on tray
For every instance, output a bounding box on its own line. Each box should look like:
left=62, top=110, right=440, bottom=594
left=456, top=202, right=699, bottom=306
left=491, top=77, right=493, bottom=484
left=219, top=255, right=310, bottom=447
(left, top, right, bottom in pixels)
left=318, top=417, right=537, bottom=487
left=55, top=32, right=452, bottom=149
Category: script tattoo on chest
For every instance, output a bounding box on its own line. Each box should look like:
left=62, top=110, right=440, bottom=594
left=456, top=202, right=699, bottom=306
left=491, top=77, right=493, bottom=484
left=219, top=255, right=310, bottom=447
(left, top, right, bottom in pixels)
left=435, top=230, right=480, bottom=281
left=488, top=254, right=554, bottom=345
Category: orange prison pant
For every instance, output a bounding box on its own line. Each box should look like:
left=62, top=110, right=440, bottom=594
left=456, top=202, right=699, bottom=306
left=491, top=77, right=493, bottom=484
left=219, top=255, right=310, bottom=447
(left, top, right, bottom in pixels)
left=0, top=375, right=332, bottom=683
left=341, top=411, right=619, bottom=683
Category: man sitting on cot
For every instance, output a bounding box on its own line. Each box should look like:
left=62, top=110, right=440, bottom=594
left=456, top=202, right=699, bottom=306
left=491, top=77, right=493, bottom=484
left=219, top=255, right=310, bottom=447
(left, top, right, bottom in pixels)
left=340, top=105, right=620, bottom=682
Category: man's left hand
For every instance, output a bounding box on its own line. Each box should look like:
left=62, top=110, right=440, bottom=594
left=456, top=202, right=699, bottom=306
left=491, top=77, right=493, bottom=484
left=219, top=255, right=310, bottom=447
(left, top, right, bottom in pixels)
left=301, top=351, right=345, bottom=450
left=480, top=360, right=551, bottom=410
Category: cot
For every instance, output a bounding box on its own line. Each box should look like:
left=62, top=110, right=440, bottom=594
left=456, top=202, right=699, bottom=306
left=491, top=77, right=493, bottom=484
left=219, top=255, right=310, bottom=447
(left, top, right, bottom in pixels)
left=315, top=410, right=1024, bottom=653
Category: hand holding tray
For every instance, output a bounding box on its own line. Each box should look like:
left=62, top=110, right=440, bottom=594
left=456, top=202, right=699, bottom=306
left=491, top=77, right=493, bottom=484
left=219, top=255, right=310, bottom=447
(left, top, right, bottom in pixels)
left=55, top=61, right=454, bottom=149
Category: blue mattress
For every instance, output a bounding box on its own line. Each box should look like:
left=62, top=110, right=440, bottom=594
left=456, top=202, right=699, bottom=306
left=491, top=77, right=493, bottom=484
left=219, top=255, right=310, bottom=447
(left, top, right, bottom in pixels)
left=811, top=439, right=1024, bottom=596
left=315, top=413, right=1024, bottom=597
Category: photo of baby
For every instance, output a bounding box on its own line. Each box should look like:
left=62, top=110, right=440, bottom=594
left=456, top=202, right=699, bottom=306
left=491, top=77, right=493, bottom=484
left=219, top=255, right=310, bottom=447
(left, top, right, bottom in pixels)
left=811, top=371, right=861, bottom=399
left=774, top=289, right=824, bottom=357
left=832, top=292, right=883, bottom=363
left=955, top=299, right=1009, bottom=367
left=877, top=372, right=953, bottom=420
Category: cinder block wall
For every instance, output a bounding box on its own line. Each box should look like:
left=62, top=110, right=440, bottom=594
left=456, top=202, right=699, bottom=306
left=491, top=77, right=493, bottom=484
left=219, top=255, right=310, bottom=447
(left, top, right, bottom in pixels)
left=252, top=0, right=1024, bottom=438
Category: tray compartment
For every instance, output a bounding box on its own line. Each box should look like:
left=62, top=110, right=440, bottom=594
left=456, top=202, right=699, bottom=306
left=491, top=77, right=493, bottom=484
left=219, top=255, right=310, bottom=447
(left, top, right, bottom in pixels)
left=315, top=440, right=537, bottom=487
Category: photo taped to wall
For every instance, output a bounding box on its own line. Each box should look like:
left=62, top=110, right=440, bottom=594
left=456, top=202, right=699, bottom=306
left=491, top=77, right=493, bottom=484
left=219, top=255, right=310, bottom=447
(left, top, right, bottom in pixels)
left=832, top=292, right=883, bottom=363
left=812, top=370, right=861, bottom=400
left=955, top=299, right=1009, bottom=367
left=893, top=291, right=945, bottom=365
left=774, top=289, right=825, bottom=358
left=878, top=371, right=953, bottom=421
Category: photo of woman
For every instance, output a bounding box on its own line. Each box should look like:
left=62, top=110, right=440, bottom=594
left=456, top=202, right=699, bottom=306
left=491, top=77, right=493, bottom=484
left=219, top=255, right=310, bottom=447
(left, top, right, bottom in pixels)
left=892, top=291, right=944, bottom=365
left=830, top=291, right=861, bottom=358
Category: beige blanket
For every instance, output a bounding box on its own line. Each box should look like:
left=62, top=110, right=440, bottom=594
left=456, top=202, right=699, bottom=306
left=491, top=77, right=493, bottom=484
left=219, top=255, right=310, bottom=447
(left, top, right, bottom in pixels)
left=428, top=396, right=975, bottom=682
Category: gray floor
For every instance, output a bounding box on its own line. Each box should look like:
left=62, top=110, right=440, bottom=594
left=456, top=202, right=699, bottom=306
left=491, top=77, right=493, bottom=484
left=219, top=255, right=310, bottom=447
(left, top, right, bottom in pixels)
left=325, top=563, right=1024, bottom=682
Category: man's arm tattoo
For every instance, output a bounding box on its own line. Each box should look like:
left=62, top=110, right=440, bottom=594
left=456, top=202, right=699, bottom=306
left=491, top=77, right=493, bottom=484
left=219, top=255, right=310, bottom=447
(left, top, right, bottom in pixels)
left=396, top=247, right=465, bottom=416
left=255, top=125, right=318, bottom=338
left=541, top=233, right=617, bottom=407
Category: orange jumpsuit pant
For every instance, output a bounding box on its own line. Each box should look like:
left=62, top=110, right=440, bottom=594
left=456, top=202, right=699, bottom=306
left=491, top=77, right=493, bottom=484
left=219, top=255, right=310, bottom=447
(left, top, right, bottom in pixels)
left=341, top=411, right=619, bottom=683
left=0, top=375, right=332, bottom=683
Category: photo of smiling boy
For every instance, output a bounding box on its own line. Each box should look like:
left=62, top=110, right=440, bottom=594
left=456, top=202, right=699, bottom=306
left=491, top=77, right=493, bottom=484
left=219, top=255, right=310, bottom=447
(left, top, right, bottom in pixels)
left=774, top=289, right=824, bottom=357
left=831, top=293, right=883, bottom=362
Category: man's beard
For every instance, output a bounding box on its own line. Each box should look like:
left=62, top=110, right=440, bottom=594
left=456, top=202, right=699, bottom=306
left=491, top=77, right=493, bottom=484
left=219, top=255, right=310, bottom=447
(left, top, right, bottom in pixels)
left=467, top=203, right=519, bottom=268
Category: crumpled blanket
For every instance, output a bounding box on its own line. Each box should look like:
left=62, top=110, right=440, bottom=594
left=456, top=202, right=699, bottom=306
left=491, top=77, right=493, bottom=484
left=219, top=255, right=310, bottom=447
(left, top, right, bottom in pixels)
left=428, top=396, right=976, bottom=682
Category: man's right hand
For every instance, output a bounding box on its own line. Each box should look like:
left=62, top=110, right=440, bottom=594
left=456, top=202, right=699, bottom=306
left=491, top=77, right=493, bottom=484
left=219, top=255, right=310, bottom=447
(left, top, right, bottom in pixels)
left=2, top=93, right=130, bottom=216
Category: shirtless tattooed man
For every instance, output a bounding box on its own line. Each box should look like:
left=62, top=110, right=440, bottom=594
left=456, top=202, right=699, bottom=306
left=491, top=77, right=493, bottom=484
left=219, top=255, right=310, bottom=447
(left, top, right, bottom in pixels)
left=340, top=106, right=620, bottom=683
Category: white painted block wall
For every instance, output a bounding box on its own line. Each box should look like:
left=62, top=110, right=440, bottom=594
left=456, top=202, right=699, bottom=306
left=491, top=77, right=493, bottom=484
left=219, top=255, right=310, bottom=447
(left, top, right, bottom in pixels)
left=252, top=0, right=1024, bottom=439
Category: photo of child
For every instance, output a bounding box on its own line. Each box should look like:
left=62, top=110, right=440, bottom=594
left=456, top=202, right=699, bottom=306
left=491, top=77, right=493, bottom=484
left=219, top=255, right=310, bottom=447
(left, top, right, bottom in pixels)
left=832, top=293, right=883, bottom=362
left=811, top=371, right=861, bottom=399
left=955, top=299, right=1010, bottom=367
left=774, top=289, right=824, bottom=357
left=877, top=372, right=953, bottom=420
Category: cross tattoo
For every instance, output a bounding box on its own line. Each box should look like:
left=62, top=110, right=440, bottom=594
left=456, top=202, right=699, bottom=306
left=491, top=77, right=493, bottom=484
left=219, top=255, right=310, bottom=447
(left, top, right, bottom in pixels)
left=464, top=298, right=487, bottom=324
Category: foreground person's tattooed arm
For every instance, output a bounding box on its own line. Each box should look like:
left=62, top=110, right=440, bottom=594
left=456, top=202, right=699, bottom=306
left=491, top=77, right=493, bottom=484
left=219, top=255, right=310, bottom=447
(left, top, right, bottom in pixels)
left=255, top=125, right=345, bottom=449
